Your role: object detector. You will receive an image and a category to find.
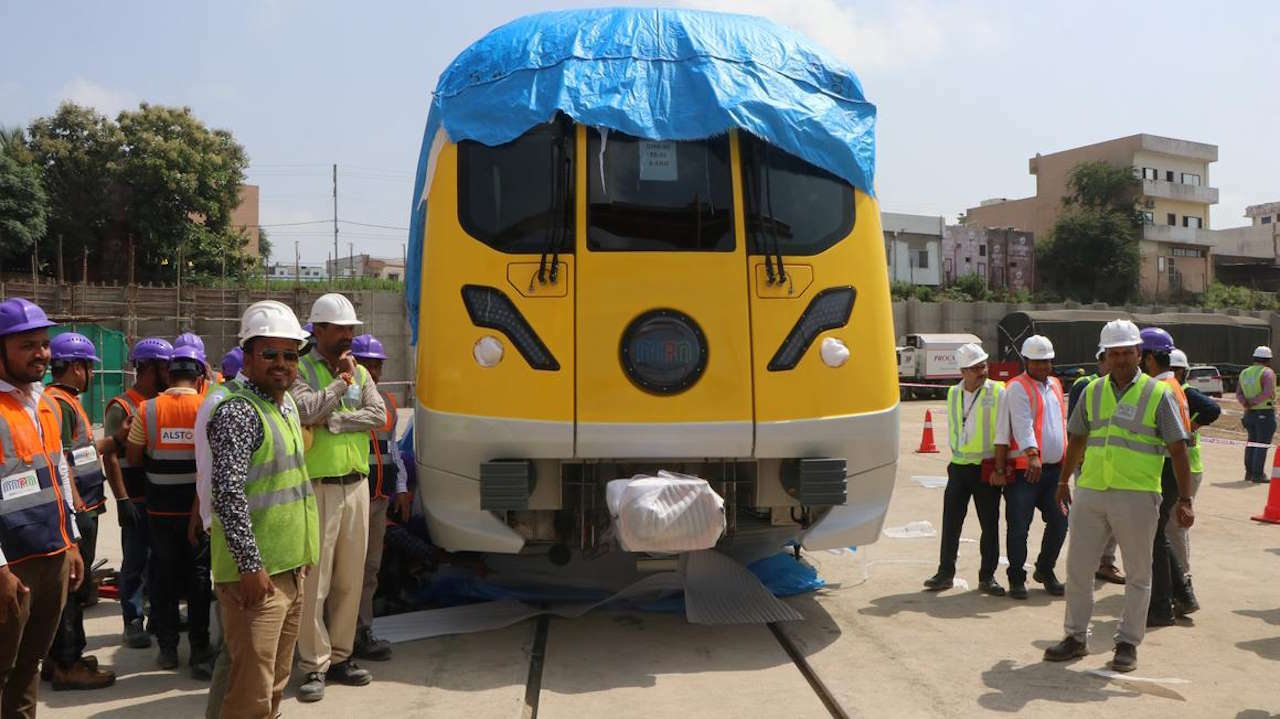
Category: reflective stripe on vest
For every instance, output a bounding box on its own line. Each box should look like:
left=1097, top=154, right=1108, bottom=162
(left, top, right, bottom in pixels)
left=299, top=353, right=371, bottom=479
left=110, top=389, right=148, bottom=502
left=45, top=386, right=106, bottom=512
left=1240, top=364, right=1275, bottom=409
left=141, top=393, right=202, bottom=515
left=367, top=390, right=399, bottom=498
left=210, top=388, right=319, bottom=583
left=947, top=379, right=1002, bottom=465
left=0, top=392, right=75, bottom=564
left=1007, top=373, right=1067, bottom=467
left=1079, top=373, right=1169, bottom=493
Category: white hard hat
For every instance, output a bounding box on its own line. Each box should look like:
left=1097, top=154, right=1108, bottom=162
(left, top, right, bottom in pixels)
left=239, top=301, right=310, bottom=347
left=1021, top=335, right=1055, bottom=360
left=1095, top=346, right=1106, bottom=360
left=1254, top=345, right=1274, bottom=360
left=1099, top=319, right=1142, bottom=349
left=309, top=293, right=362, bottom=326
left=1169, top=349, right=1189, bottom=369
left=956, top=342, right=989, bottom=369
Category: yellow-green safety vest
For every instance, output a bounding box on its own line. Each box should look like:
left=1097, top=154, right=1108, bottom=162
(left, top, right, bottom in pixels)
left=299, top=353, right=372, bottom=479
left=1079, top=372, right=1171, bottom=494
left=1240, top=364, right=1275, bottom=410
left=946, top=379, right=1004, bottom=465
left=210, top=386, right=319, bottom=583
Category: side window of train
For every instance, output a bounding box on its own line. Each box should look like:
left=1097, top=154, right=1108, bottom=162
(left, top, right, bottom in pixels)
left=457, top=117, right=575, bottom=254
left=587, top=130, right=734, bottom=252
left=740, top=135, right=855, bottom=256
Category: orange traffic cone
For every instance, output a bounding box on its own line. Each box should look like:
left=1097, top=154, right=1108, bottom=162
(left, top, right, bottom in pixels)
left=916, top=409, right=940, bottom=454
left=1252, top=453, right=1280, bottom=524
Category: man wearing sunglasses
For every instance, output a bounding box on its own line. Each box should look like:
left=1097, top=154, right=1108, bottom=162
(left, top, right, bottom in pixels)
left=289, top=293, right=386, bottom=703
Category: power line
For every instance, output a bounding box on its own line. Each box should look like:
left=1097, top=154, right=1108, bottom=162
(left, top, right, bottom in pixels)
left=339, top=220, right=409, bottom=231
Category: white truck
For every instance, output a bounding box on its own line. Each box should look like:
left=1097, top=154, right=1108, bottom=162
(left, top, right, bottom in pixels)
left=896, top=333, right=982, bottom=400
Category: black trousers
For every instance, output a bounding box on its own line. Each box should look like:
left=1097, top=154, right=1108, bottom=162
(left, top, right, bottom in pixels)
left=148, top=514, right=211, bottom=652
left=938, top=462, right=1002, bottom=581
left=1151, top=462, right=1186, bottom=618
left=47, top=511, right=98, bottom=668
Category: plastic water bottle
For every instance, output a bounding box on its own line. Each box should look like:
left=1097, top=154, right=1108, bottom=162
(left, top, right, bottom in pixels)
left=344, top=381, right=361, bottom=404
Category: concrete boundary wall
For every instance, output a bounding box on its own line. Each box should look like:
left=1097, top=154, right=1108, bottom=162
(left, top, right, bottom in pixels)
left=892, top=300, right=1280, bottom=359
left=0, top=281, right=415, bottom=405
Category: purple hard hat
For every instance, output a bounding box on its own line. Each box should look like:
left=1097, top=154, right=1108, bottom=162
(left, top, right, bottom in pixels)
left=130, top=337, right=174, bottom=364
left=170, top=345, right=203, bottom=363
left=0, top=298, right=57, bottom=338
left=1139, top=327, right=1175, bottom=353
left=51, top=332, right=101, bottom=363
left=174, top=332, right=207, bottom=362
left=351, top=334, right=387, bottom=360
left=221, top=347, right=243, bottom=378
left=303, top=322, right=314, bottom=335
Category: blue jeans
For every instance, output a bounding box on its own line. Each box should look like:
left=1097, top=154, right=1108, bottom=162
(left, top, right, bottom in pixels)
left=119, top=500, right=151, bottom=626
left=1242, top=410, right=1276, bottom=478
left=1004, top=463, right=1068, bottom=584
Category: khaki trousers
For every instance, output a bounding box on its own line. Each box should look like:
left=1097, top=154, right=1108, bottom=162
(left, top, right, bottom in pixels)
left=1064, top=487, right=1161, bottom=647
left=1164, top=471, right=1202, bottom=576
left=215, top=569, right=304, bottom=719
left=298, top=478, right=369, bottom=673
left=358, top=495, right=389, bottom=630
left=0, top=552, right=69, bottom=719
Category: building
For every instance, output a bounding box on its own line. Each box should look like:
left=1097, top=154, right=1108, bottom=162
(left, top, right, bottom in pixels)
left=326, top=254, right=406, bottom=282
left=882, top=212, right=942, bottom=287
left=266, top=262, right=328, bottom=282
left=964, top=134, right=1218, bottom=300
left=1211, top=202, right=1280, bottom=290
left=230, top=184, right=260, bottom=257
left=941, top=225, right=1035, bottom=292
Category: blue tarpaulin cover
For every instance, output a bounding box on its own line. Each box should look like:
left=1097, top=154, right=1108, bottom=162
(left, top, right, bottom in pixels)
left=404, top=7, right=877, bottom=340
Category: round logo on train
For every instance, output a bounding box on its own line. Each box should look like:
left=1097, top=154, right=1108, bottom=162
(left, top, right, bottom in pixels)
left=619, top=309, right=708, bottom=395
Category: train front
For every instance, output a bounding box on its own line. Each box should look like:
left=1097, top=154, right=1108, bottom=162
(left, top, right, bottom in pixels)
left=406, top=8, right=898, bottom=569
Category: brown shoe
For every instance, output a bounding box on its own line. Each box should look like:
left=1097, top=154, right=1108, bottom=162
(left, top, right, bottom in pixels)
left=51, top=659, right=116, bottom=691
left=1095, top=563, right=1125, bottom=585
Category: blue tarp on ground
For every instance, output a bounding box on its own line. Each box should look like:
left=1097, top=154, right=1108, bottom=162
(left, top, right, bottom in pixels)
left=404, top=7, right=878, bottom=341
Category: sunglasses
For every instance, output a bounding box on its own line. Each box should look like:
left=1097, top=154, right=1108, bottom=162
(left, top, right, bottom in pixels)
left=257, top=349, right=300, bottom=363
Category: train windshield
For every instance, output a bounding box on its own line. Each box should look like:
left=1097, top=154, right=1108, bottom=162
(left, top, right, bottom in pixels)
left=458, top=118, right=575, bottom=254
left=740, top=135, right=855, bottom=256
left=587, top=131, right=734, bottom=252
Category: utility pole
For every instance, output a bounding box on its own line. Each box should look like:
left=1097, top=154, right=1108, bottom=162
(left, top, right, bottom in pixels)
left=349, top=242, right=354, bottom=279
left=295, top=240, right=301, bottom=288
left=332, top=163, right=339, bottom=284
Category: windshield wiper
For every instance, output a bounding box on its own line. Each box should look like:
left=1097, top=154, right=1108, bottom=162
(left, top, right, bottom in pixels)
left=743, top=148, right=775, bottom=284
left=762, top=144, right=787, bottom=286
left=548, top=135, right=572, bottom=283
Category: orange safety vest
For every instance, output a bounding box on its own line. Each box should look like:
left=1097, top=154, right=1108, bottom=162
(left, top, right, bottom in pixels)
left=137, top=391, right=203, bottom=516
left=45, top=385, right=107, bottom=512
left=368, top=391, right=399, bottom=500
left=1161, top=374, right=1192, bottom=435
left=109, top=388, right=149, bottom=502
left=0, top=391, right=75, bottom=564
left=1007, top=373, right=1067, bottom=471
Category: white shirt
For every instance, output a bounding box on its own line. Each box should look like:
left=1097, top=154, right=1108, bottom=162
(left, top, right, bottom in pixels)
left=955, top=383, right=984, bottom=447
left=0, top=378, right=80, bottom=567
left=995, top=375, right=1067, bottom=464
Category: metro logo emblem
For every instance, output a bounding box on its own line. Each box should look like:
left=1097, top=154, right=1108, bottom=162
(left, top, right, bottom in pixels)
left=161, top=427, right=195, bottom=444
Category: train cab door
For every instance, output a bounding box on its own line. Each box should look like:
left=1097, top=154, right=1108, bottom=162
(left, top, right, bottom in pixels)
left=573, top=127, right=755, bottom=458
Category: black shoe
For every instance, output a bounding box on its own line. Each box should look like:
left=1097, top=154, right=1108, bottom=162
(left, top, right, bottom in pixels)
left=978, top=579, right=1006, bottom=597
left=298, top=672, right=326, bottom=703
left=1033, top=569, right=1065, bottom=596
left=1174, top=579, right=1200, bottom=616
left=922, top=572, right=954, bottom=591
left=157, top=647, right=179, bottom=670
left=1110, top=642, right=1137, bottom=672
left=1009, top=582, right=1028, bottom=600
left=40, top=660, right=53, bottom=683
left=353, top=628, right=393, bottom=662
left=123, top=620, right=151, bottom=649
left=1146, top=608, right=1176, bottom=627
left=326, top=660, right=372, bottom=687
left=1042, top=636, right=1088, bottom=662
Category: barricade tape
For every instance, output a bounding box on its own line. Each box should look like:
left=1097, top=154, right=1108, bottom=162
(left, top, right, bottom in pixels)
left=1198, top=435, right=1274, bottom=449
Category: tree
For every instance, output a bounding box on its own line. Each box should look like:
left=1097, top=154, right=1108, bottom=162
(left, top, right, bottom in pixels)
left=1037, top=161, right=1142, bottom=304
left=116, top=104, right=251, bottom=282
left=0, top=127, right=48, bottom=272
left=25, top=104, right=123, bottom=278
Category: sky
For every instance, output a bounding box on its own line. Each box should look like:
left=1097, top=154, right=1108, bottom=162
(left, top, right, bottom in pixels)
left=3, top=0, right=1278, bottom=263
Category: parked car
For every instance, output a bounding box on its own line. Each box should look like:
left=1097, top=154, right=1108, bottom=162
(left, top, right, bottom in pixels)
left=1187, top=365, right=1224, bottom=397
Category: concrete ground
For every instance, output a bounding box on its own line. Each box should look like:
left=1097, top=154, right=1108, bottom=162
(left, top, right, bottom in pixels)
left=37, top=399, right=1280, bottom=718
